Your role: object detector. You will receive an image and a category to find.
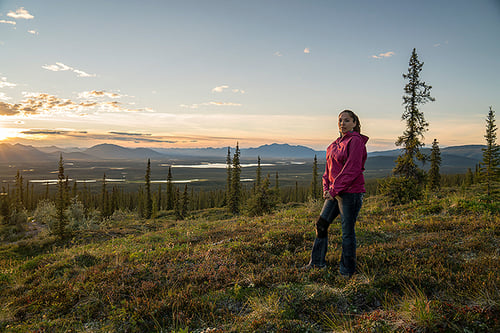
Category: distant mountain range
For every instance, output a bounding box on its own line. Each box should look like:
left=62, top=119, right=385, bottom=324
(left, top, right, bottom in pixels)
left=153, top=143, right=321, bottom=159
left=0, top=142, right=486, bottom=174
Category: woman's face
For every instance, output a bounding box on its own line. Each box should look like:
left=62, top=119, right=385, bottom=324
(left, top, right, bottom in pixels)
left=338, top=112, right=356, bottom=134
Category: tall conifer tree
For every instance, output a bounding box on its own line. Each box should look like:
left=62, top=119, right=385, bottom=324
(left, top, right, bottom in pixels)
left=55, top=154, right=68, bottom=237
left=144, top=159, right=153, bottom=219
left=229, top=143, right=241, bottom=214
left=381, top=49, right=435, bottom=205
left=225, top=147, right=232, bottom=204
left=481, top=106, right=499, bottom=196
left=255, top=156, right=262, bottom=192
left=394, top=48, right=435, bottom=180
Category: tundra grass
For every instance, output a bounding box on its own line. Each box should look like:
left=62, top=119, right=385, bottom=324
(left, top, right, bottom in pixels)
left=0, top=193, right=498, bottom=332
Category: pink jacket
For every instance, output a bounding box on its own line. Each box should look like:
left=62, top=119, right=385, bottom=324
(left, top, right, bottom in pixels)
left=323, top=131, right=369, bottom=198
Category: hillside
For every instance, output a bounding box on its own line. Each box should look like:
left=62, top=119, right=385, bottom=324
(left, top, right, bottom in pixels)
left=0, top=190, right=498, bottom=332
left=83, top=143, right=166, bottom=160
left=0, top=143, right=53, bottom=162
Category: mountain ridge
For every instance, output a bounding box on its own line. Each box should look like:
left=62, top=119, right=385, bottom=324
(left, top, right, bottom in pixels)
left=0, top=142, right=486, bottom=174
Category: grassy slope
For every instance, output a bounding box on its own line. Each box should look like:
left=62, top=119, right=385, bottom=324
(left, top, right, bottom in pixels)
left=0, top=190, right=499, bottom=332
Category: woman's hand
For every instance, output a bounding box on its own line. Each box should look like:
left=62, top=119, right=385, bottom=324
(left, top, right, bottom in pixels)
left=323, top=190, right=334, bottom=200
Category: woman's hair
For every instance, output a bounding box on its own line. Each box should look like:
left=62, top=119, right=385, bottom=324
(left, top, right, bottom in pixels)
left=339, top=109, right=361, bottom=133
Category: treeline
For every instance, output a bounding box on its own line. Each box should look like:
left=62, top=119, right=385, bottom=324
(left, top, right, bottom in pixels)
left=0, top=145, right=488, bottom=241
left=0, top=149, right=325, bottom=239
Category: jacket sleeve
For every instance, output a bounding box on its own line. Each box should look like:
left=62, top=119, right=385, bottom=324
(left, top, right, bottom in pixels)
left=322, top=160, right=330, bottom=193
left=330, top=136, right=365, bottom=197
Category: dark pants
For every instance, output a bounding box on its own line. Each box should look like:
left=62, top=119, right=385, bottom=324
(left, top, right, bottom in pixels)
left=308, top=193, right=364, bottom=275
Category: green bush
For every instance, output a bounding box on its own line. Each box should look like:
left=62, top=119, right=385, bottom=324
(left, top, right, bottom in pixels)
left=245, top=177, right=278, bottom=217
left=65, top=198, right=86, bottom=230
left=33, top=200, right=57, bottom=232
left=378, top=176, right=423, bottom=205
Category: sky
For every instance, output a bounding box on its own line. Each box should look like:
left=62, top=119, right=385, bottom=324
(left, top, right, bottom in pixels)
left=0, top=0, right=499, bottom=152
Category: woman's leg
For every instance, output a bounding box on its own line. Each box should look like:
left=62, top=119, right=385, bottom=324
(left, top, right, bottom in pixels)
left=338, top=193, right=364, bottom=276
left=307, top=199, right=339, bottom=267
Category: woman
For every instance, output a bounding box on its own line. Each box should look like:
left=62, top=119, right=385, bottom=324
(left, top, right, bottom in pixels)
left=306, top=110, right=368, bottom=277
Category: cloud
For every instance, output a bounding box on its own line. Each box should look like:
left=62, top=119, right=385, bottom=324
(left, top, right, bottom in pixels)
left=28, top=30, right=39, bottom=35
left=21, top=129, right=87, bottom=136
left=0, top=93, right=11, bottom=101
left=0, top=19, right=16, bottom=25
left=274, top=51, right=283, bottom=57
left=78, top=90, right=122, bottom=99
left=42, top=62, right=96, bottom=78
left=0, top=102, right=20, bottom=115
left=108, top=131, right=151, bottom=137
left=19, top=129, right=177, bottom=144
left=212, top=85, right=229, bottom=93
left=208, top=101, right=242, bottom=106
left=433, top=41, right=448, bottom=47
left=304, top=48, right=310, bottom=54
left=7, top=7, right=34, bottom=19
left=372, top=51, right=395, bottom=59
left=0, top=92, right=146, bottom=116
left=0, top=77, right=16, bottom=88
left=180, top=101, right=242, bottom=109
left=212, top=85, right=245, bottom=94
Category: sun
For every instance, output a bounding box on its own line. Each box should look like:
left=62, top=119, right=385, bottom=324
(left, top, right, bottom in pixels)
left=0, top=127, right=19, bottom=141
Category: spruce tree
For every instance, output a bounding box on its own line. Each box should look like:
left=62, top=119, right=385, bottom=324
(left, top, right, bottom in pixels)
left=111, top=185, right=118, bottom=216
left=166, top=166, right=174, bottom=210
left=225, top=147, right=232, bottom=204
left=14, top=170, right=24, bottom=210
left=255, top=156, right=262, bottom=193
left=428, top=139, right=441, bottom=190
left=144, top=159, right=153, bottom=219
left=246, top=174, right=276, bottom=216
left=25, top=179, right=30, bottom=211
left=381, top=48, right=435, bottom=205
left=174, top=188, right=182, bottom=220
left=394, top=48, right=435, bottom=180
left=157, top=184, right=163, bottom=211
left=465, top=168, right=474, bottom=186
left=101, top=173, right=110, bottom=219
left=137, top=187, right=145, bottom=218
left=229, top=143, right=241, bottom=214
left=274, top=171, right=280, bottom=203
left=310, top=155, right=320, bottom=199
left=480, top=106, right=500, bottom=196
left=0, top=186, right=10, bottom=222
left=181, top=184, right=189, bottom=219
left=55, top=154, right=68, bottom=238
left=72, top=181, right=78, bottom=199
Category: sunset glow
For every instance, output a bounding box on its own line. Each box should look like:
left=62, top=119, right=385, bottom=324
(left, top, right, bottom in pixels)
left=0, top=1, right=498, bottom=152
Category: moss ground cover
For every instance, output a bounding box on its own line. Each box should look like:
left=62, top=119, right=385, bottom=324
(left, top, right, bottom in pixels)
left=0, top=192, right=498, bottom=332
